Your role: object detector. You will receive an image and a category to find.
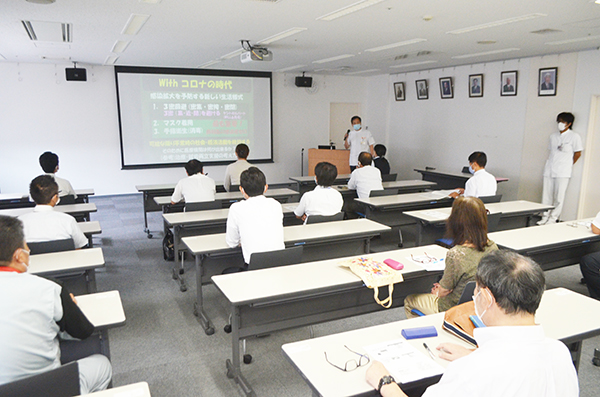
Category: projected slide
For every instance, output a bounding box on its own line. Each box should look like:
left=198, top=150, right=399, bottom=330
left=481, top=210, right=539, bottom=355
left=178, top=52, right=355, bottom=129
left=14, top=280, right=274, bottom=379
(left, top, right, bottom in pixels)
left=115, top=66, right=272, bottom=169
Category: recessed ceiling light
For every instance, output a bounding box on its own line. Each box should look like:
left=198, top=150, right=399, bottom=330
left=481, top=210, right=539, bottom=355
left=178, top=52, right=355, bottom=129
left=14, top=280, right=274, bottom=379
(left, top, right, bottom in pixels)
left=317, top=0, right=386, bottom=21
left=346, top=69, right=380, bottom=75
left=198, top=60, right=221, bottom=68
left=365, top=38, right=427, bottom=52
left=277, top=64, right=306, bottom=72
left=390, top=60, right=437, bottom=68
left=25, top=0, right=56, bottom=4
left=313, top=54, right=355, bottom=64
left=111, top=40, right=131, bottom=53
left=104, top=55, right=119, bottom=65
left=477, top=40, right=497, bottom=45
left=257, top=28, right=307, bottom=45
left=22, top=21, right=72, bottom=42
left=121, top=14, right=150, bottom=35
left=452, top=48, right=520, bottom=59
left=139, top=0, right=162, bottom=3
left=546, top=35, right=600, bottom=45
left=447, top=14, right=546, bottom=34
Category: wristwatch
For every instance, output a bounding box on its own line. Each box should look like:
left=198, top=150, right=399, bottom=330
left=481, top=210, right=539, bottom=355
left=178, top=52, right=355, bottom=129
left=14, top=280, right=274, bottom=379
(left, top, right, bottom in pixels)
left=378, top=375, right=395, bottom=393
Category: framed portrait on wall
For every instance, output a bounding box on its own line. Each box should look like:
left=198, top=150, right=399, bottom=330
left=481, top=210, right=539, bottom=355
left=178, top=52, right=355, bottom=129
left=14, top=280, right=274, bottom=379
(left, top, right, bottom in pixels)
left=469, top=74, right=483, bottom=98
left=501, top=71, right=518, bottom=96
left=416, top=79, right=428, bottom=100
left=439, top=77, right=453, bottom=99
left=539, top=67, right=557, bottom=96
left=394, top=82, right=405, bottom=101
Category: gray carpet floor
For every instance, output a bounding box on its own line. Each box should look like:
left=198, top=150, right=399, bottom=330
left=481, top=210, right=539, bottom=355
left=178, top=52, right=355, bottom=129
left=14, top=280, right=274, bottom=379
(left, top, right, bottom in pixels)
left=90, top=194, right=600, bottom=396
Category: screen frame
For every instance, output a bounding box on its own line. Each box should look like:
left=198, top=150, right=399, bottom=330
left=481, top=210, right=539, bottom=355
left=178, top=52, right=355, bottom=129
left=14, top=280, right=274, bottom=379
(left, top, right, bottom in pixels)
left=114, top=65, right=273, bottom=170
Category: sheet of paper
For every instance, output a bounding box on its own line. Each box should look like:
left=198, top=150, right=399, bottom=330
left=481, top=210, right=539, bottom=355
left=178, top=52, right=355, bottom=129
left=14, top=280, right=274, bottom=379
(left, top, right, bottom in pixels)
left=421, top=210, right=449, bottom=220
left=407, top=255, right=445, bottom=271
left=364, top=338, right=444, bottom=384
left=282, top=203, right=298, bottom=212
left=424, top=190, right=456, bottom=200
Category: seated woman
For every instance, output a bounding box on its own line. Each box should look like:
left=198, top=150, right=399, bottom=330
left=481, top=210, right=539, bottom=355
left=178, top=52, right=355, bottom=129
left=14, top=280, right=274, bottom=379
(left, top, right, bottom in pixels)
left=404, top=197, right=498, bottom=318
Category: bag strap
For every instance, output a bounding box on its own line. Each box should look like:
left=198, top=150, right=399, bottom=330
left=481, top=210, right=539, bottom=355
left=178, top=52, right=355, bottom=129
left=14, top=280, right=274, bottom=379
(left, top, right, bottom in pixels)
left=373, top=284, right=394, bottom=308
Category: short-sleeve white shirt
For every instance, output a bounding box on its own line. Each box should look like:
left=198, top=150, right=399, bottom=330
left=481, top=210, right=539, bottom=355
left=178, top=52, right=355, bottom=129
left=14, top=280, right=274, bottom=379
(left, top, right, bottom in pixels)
left=592, top=211, right=600, bottom=230
left=224, top=159, right=252, bottom=191
left=46, top=173, right=77, bottom=199
left=347, top=166, right=383, bottom=199
left=422, top=325, right=578, bottom=397
left=347, top=129, right=375, bottom=166
left=171, top=173, right=216, bottom=203
left=18, top=205, right=88, bottom=248
left=225, top=195, right=285, bottom=263
left=543, top=129, right=583, bottom=178
left=294, top=185, right=344, bottom=219
left=463, top=169, right=497, bottom=198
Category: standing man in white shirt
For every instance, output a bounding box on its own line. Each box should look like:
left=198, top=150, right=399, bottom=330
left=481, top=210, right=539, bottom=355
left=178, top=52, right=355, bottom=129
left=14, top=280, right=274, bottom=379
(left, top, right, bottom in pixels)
left=225, top=167, right=284, bottom=264
left=170, top=159, right=216, bottom=204
left=224, top=143, right=252, bottom=192
left=365, top=250, right=578, bottom=397
left=39, top=151, right=77, bottom=200
left=538, top=112, right=583, bottom=225
left=344, top=116, right=375, bottom=171
left=449, top=152, right=497, bottom=199
left=18, top=175, right=88, bottom=249
left=294, top=162, right=344, bottom=223
left=347, top=152, right=383, bottom=200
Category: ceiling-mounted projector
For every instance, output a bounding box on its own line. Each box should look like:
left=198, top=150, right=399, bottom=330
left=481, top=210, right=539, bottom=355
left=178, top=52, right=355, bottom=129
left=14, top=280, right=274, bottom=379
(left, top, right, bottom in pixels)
left=240, top=48, right=273, bottom=63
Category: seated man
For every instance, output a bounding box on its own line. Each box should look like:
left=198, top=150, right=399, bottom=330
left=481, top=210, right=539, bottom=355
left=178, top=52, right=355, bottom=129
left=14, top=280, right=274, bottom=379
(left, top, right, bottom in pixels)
left=18, top=175, right=88, bottom=249
left=347, top=152, right=383, bottom=199
left=294, top=162, right=344, bottom=223
left=170, top=159, right=216, bottom=204
left=225, top=167, right=284, bottom=264
left=0, top=216, right=112, bottom=394
left=449, top=151, right=497, bottom=199
left=373, top=144, right=391, bottom=175
left=580, top=211, right=600, bottom=300
left=366, top=250, right=578, bottom=397
left=224, top=143, right=252, bottom=192
left=39, top=151, right=77, bottom=199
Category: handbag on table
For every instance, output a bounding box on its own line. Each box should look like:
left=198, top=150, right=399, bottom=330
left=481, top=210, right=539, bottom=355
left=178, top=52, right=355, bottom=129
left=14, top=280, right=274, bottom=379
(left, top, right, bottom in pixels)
left=339, top=257, right=404, bottom=308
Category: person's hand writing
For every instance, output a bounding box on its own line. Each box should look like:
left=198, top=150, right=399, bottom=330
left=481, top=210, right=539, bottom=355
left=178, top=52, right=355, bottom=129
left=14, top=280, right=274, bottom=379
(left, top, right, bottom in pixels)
left=436, top=343, right=474, bottom=362
left=70, top=293, right=78, bottom=305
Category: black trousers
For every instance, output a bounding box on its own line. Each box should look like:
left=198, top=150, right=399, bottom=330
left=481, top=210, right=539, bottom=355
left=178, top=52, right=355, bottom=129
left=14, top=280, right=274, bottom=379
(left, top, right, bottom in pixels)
left=580, top=251, right=600, bottom=300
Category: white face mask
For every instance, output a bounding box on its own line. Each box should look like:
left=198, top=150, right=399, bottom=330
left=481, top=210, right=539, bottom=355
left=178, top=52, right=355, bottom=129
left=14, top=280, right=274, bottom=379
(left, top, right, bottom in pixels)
left=558, top=122, right=567, bottom=132
left=468, top=165, right=475, bottom=174
left=473, top=289, right=492, bottom=325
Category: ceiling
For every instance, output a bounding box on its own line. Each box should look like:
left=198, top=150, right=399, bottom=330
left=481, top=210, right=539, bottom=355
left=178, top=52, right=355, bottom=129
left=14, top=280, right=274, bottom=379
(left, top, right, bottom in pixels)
left=2, top=0, right=600, bottom=76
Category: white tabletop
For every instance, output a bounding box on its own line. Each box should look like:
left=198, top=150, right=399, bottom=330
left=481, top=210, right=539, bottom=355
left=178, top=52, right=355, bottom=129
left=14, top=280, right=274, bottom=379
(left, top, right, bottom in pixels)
left=182, top=219, right=391, bottom=255
left=154, top=188, right=299, bottom=206
left=404, top=200, right=554, bottom=223
left=212, top=245, right=448, bottom=305
left=85, top=382, right=150, bottom=397
left=0, top=189, right=93, bottom=202
left=136, top=183, right=177, bottom=192
left=489, top=218, right=597, bottom=251
left=29, top=247, right=105, bottom=274
left=356, top=190, right=455, bottom=207
left=290, top=174, right=351, bottom=183
left=78, top=221, right=102, bottom=235
left=75, top=188, right=95, bottom=196
left=335, top=180, right=437, bottom=193
left=0, top=203, right=97, bottom=217
left=163, top=204, right=297, bottom=227
left=76, top=290, right=126, bottom=328
left=282, top=287, right=600, bottom=397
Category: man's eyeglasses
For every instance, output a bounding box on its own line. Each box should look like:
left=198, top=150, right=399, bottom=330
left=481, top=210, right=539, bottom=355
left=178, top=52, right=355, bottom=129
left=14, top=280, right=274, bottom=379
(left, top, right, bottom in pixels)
left=324, top=345, right=370, bottom=372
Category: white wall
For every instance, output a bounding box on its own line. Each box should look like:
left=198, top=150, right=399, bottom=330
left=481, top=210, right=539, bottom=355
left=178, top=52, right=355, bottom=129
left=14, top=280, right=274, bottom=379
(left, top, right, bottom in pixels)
left=0, top=63, right=367, bottom=195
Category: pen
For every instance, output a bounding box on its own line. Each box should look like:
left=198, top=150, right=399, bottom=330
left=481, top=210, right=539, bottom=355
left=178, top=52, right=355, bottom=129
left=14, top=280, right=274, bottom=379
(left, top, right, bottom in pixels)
left=423, top=343, right=436, bottom=360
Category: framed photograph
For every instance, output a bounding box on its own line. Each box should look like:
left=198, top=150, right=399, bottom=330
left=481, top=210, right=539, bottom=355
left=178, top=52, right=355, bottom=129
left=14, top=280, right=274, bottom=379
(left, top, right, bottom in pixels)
left=394, top=82, right=405, bottom=101
left=539, top=67, right=557, bottom=96
left=469, top=74, right=483, bottom=98
left=416, top=79, right=428, bottom=100
left=439, top=77, right=453, bottom=99
left=501, top=71, right=518, bottom=96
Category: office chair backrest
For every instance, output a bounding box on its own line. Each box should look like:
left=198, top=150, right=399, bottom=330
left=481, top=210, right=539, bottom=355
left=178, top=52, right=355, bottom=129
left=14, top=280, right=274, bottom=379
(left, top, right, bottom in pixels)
left=229, top=184, right=240, bottom=191
left=56, top=195, right=76, bottom=205
left=369, top=189, right=397, bottom=197
left=184, top=200, right=222, bottom=212
left=0, top=361, right=80, bottom=397
left=248, top=246, right=304, bottom=271
left=478, top=194, right=502, bottom=204
left=381, top=173, right=397, bottom=182
left=458, top=281, right=477, bottom=305
left=486, top=212, right=503, bottom=233
left=305, top=212, right=344, bottom=224
left=28, top=238, right=75, bottom=255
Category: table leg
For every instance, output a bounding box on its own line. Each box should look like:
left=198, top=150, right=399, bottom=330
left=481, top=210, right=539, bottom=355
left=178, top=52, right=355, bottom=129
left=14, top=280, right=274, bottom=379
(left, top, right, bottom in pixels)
left=364, top=237, right=371, bottom=253
left=143, top=192, right=152, bottom=238
left=98, top=329, right=111, bottom=360
left=566, top=340, right=583, bottom=371
left=193, top=255, right=215, bottom=335
left=87, top=235, right=93, bottom=248
left=415, top=221, right=424, bottom=246
left=226, top=305, right=255, bottom=396
left=86, top=269, right=97, bottom=293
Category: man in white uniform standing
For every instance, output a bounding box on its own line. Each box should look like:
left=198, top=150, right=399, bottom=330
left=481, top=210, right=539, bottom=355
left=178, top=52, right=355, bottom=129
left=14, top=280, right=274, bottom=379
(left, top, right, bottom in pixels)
left=344, top=116, right=375, bottom=171
left=538, top=112, right=583, bottom=225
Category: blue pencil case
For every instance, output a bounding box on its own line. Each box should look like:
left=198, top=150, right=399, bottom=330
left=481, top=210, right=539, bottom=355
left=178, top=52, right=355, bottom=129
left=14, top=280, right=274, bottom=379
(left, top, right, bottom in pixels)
left=401, top=325, right=438, bottom=339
